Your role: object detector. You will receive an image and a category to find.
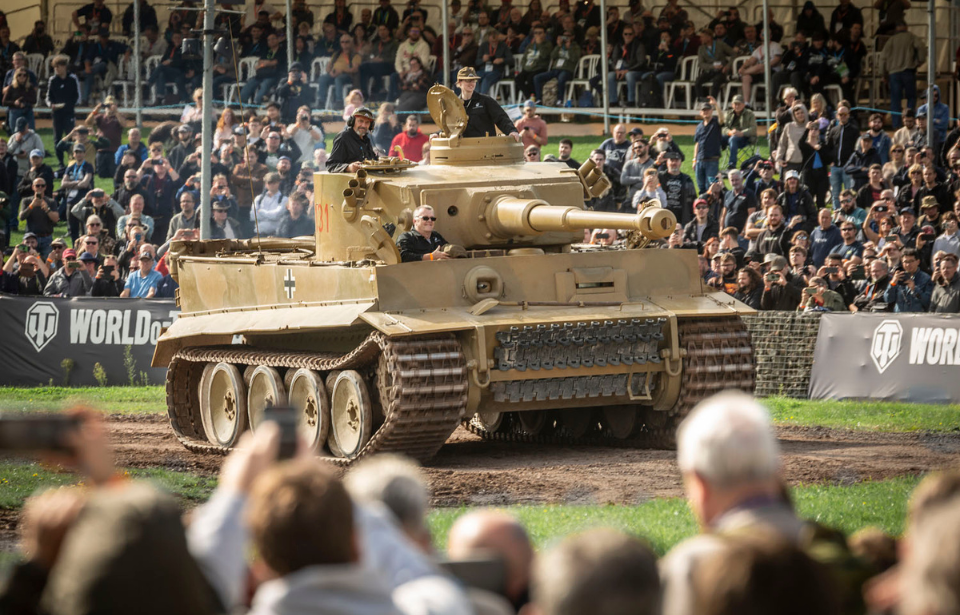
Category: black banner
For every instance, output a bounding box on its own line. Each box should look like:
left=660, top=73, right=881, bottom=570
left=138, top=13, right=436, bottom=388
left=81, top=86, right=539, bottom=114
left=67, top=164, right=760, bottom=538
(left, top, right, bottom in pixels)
left=0, top=294, right=178, bottom=387
left=809, top=313, right=960, bottom=403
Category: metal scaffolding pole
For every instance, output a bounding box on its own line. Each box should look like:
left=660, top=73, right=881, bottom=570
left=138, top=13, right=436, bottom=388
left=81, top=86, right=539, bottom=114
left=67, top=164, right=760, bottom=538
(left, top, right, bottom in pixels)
left=762, top=0, right=773, bottom=151
left=133, top=0, right=141, bottom=127
left=441, top=0, right=450, bottom=86
left=286, top=0, right=294, bottom=70
left=599, top=0, right=610, bottom=133
left=926, top=0, right=935, bottom=142
left=199, top=0, right=215, bottom=240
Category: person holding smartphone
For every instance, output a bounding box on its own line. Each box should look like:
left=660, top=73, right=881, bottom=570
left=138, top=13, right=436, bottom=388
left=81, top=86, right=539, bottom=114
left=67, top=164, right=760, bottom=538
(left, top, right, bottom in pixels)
left=760, top=254, right=802, bottom=310
left=43, top=248, right=93, bottom=297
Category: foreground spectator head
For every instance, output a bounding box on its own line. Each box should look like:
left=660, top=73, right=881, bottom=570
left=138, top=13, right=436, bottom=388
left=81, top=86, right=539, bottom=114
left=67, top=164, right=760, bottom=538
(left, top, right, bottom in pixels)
left=448, top=510, right=535, bottom=608
left=692, top=532, right=841, bottom=615
left=344, top=453, right=432, bottom=551
left=677, top=391, right=780, bottom=527
left=900, top=497, right=960, bottom=615
left=247, top=459, right=358, bottom=577
left=525, top=145, right=541, bottom=162
left=525, top=529, right=660, bottom=615
left=39, top=483, right=221, bottom=614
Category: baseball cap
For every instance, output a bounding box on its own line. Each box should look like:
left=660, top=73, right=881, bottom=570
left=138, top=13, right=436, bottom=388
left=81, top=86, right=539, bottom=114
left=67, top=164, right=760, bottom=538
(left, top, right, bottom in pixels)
left=731, top=94, right=745, bottom=104
left=693, top=198, right=709, bottom=209
left=79, top=252, right=98, bottom=262
left=23, top=231, right=37, bottom=241
left=700, top=102, right=713, bottom=111
left=278, top=155, right=291, bottom=162
left=51, top=237, right=67, bottom=247
left=73, top=143, right=86, bottom=152
left=784, top=170, right=800, bottom=180
left=29, top=149, right=43, bottom=158
left=15, top=117, right=27, bottom=132
left=522, top=99, right=536, bottom=109
left=900, top=207, right=917, bottom=217
left=138, top=251, right=154, bottom=261
left=63, top=248, right=77, bottom=259
left=664, top=151, right=681, bottom=160
left=233, top=126, right=246, bottom=135
left=289, top=61, right=304, bottom=72
left=629, top=127, right=644, bottom=137
left=177, top=124, right=193, bottom=133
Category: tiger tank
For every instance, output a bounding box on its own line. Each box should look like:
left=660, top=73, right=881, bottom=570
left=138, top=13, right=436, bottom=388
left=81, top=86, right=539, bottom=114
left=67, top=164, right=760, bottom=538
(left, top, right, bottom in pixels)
left=154, top=85, right=756, bottom=464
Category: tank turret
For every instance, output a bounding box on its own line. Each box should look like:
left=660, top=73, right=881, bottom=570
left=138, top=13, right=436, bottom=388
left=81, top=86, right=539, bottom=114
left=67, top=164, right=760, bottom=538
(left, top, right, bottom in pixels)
left=312, top=85, right=676, bottom=263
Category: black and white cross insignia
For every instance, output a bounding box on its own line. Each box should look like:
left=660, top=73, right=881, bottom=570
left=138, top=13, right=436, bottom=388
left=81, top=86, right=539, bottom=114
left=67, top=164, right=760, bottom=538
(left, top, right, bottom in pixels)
left=283, top=268, right=297, bottom=299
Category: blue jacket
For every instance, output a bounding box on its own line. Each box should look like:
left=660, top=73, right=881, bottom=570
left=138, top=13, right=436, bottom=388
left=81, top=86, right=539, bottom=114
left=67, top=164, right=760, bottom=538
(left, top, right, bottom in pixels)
left=870, top=131, right=892, bottom=165
left=883, top=268, right=933, bottom=312
left=917, top=85, right=951, bottom=145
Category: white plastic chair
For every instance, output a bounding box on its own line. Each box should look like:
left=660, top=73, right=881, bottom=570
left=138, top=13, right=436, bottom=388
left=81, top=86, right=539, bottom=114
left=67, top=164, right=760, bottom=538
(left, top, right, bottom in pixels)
left=722, top=56, right=751, bottom=108
left=564, top=54, right=600, bottom=104
left=225, top=56, right=260, bottom=105
left=664, top=56, right=697, bottom=110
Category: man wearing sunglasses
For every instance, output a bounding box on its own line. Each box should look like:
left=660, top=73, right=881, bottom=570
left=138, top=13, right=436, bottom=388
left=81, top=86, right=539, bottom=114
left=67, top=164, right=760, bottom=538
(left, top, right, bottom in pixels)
left=43, top=248, right=93, bottom=297
left=396, top=205, right=450, bottom=262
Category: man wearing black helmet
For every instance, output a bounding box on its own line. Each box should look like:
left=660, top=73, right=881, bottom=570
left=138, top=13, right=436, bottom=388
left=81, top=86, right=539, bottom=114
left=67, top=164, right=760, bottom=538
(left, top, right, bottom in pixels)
left=456, top=67, right=520, bottom=141
left=326, top=107, right=377, bottom=173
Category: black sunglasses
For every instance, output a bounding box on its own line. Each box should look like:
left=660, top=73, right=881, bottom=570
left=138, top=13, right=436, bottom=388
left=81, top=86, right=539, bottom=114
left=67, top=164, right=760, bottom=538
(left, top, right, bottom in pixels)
left=419, top=216, right=436, bottom=221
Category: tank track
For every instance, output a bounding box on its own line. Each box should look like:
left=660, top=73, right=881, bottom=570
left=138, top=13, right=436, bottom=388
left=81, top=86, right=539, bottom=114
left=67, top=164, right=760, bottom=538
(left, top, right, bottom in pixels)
left=465, top=316, right=756, bottom=449
left=166, top=332, right=468, bottom=466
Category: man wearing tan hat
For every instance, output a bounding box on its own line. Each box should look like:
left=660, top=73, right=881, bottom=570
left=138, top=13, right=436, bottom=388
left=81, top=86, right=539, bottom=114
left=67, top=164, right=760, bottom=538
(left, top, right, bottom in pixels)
left=455, top=67, right=520, bottom=141
left=327, top=107, right=377, bottom=173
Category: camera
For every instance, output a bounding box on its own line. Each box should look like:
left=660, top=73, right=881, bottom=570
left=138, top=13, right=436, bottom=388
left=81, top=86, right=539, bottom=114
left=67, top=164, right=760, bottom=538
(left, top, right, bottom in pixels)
left=0, top=413, right=81, bottom=452
left=823, top=266, right=838, bottom=274
left=764, top=272, right=780, bottom=283
left=875, top=205, right=888, bottom=213
left=920, top=232, right=935, bottom=241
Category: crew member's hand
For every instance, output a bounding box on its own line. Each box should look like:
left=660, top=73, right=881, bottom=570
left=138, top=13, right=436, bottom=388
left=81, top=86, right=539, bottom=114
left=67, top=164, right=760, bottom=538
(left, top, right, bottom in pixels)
left=509, top=131, right=521, bottom=142
left=346, top=162, right=362, bottom=173
left=425, top=248, right=450, bottom=261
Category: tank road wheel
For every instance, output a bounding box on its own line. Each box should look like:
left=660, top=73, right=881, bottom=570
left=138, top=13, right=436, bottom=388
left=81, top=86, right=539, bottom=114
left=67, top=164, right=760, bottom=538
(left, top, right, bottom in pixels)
left=557, top=408, right=592, bottom=438
left=288, top=369, right=330, bottom=453
left=247, top=366, right=288, bottom=429
left=518, top=410, right=549, bottom=436
left=602, top=406, right=641, bottom=439
left=199, top=362, right=248, bottom=448
left=474, top=409, right=504, bottom=432
left=329, top=370, right=374, bottom=459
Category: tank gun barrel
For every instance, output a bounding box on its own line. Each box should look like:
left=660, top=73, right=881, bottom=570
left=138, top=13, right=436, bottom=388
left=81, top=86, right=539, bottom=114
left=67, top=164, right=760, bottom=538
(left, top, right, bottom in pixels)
left=487, top=198, right=676, bottom=241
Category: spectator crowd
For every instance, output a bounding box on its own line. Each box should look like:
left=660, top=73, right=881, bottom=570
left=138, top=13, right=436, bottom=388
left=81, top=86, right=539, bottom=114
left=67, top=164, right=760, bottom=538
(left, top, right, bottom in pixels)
left=2, top=393, right=960, bottom=615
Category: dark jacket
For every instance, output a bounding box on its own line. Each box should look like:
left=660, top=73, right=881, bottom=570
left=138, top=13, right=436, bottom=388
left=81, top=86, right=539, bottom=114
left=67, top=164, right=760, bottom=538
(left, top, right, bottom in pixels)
left=612, top=39, right=646, bottom=72
left=462, top=92, right=516, bottom=139
left=930, top=274, right=960, bottom=313
left=853, top=275, right=893, bottom=312
left=396, top=230, right=448, bottom=262
left=682, top=217, right=719, bottom=250
left=658, top=170, right=697, bottom=226
left=797, top=129, right=835, bottom=173
left=761, top=277, right=803, bottom=310
left=755, top=223, right=793, bottom=257
left=776, top=188, right=818, bottom=233
left=843, top=147, right=882, bottom=190
left=826, top=121, right=860, bottom=170
left=326, top=126, right=376, bottom=173
left=734, top=285, right=763, bottom=309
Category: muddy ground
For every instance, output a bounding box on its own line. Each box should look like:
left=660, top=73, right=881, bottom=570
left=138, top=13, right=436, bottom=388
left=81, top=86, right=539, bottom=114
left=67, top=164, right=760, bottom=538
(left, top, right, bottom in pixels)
left=2, top=415, right=957, bottom=552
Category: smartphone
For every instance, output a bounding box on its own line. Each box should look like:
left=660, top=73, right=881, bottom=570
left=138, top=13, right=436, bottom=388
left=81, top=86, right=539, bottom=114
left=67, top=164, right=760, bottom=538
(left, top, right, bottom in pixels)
left=920, top=233, right=935, bottom=241
left=135, top=232, right=143, bottom=242
left=0, top=413, right=81, bottom=452
left=876, top=205, right=888, bottom=213
left=823, top=266, right=838, bottom=274
left=764, top=273, right=780, bottom=282
left=851, top=264, right=866, bottom=280
left=16, top=244, right=29, bottom=253
left=885, top=235, right=899, bottom=244
left=68, top=260, right=82, bottom=270
left=262, top=405, right=298, bottom=460
left=102, top=264, right=114, bottom=275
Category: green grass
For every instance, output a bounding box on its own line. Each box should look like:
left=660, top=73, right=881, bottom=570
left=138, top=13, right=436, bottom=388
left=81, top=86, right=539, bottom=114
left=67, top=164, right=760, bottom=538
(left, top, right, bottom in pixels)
left=2, top=387, right=957, bottom=434
left=766, top=397, right=960, bottom=433
left=0, top=460, right=217, bottom=510
left=428, top=475, right=920, bottom=555
left=0, top=386, right=165, bottom=414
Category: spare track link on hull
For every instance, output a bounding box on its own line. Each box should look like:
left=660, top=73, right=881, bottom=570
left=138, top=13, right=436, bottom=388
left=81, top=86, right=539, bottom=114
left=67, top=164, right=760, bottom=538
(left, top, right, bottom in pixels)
left=166, top=332, right=469, bottom=465
left=465, top=316, right=756, bottom=449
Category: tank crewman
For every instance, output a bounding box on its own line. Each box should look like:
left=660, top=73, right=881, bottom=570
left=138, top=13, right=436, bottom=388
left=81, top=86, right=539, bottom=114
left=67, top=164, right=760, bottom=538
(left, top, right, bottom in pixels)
left=456, top=67, right=521, bottom=141
left=326, top=107, right=377, bottom=173
left=396, top=205, right=450, bottom=262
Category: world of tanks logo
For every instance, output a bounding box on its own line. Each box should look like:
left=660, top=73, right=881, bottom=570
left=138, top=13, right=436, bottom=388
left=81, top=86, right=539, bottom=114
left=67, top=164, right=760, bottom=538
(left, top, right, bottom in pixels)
left=25, top=301, right=60, bottom=352
left=871, top=319, right=903, bottom=374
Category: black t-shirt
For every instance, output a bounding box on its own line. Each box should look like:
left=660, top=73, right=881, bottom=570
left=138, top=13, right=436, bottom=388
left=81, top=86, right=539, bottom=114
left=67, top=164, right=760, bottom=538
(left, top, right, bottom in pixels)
left=461, top=93, right=516, bottom=139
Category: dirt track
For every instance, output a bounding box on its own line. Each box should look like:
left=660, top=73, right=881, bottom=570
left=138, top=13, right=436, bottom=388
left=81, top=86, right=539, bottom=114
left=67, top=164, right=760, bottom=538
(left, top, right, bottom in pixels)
left=106, top=414, right=960, bottom=506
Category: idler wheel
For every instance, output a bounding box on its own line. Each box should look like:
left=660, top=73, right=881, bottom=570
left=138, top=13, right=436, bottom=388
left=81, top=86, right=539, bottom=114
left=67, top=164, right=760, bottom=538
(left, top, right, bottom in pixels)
left=518, top=410, right=548, bottom=435
left=558, top=408, right=592, bottom=438
left=474, top=409, right=504, bottom=432
left=288, top=368, right=330, bottom=453
left=199, top=362, right=248, bottom=447
left=329, top=370, right=373, bottom=459
left=602, top=406, right=640, bottom=439
left=247, top=366, right=287, bottom=429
